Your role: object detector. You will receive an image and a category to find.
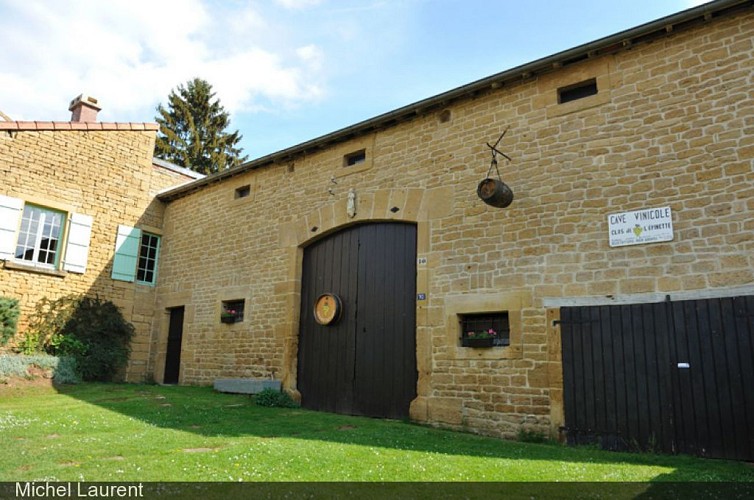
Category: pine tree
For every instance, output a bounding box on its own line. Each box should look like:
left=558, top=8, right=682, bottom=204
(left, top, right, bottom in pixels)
left=154, top=78, right=248, bottom=174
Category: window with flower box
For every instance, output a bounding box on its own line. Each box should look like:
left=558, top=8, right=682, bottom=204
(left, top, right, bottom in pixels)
left=459, top=312, right=510, bottom=347
left=221, top=299, right=245, bottom=324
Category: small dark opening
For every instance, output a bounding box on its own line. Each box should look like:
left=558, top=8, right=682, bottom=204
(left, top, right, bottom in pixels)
left=558, top=79, right=598, bottom=104
left=344, top=149, right=366, bottom=167
left=235, top=185, right=251, bottom=199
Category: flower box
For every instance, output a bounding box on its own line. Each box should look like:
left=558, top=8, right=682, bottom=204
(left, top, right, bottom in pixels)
left=461, top=336, right=495, bottom=348
left=220, top=315, right=236, bottom=324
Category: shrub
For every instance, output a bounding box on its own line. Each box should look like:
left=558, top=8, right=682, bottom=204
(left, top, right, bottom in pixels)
left=254, top=388, right=299, bottom=408
left=26, top=295, right=79, bottom=351
left=0, top=354, right=80, bottom=384
left=18, top=331, right=42, bottom=355
left=0, top=297, right=20, bottom=346
left=26, top=295, right=134, bottom=382
left=517, top=428, right=550, bottom=444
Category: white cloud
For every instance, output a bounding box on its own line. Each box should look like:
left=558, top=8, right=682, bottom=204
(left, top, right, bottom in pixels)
left=0, top=0, right=326, bottom=123
left=297, top=45, right=325, bottom=71
left=274, top=0, right=323, bottom=10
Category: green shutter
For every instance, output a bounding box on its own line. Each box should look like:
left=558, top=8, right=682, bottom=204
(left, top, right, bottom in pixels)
left=112, top=225, right=141, bottom=282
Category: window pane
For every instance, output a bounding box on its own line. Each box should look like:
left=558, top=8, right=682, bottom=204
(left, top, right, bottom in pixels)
left=136, top=232, right=160, bottom=284
left=14, top=205, right=63, bottom=266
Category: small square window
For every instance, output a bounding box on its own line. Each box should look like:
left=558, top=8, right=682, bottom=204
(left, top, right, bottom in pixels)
left=235, top=185, right=251, bottom=199
left=221, top=299, right=245, bottom=324
left=344, top=149, right=366, bottom=167
left=459, top=312, right=510, bottom=347
left=558, top=79, right=598, bottom=104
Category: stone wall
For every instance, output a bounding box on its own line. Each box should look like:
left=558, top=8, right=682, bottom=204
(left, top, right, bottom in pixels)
left=158, top=8, right=753, bottom=438
left=0, top=124, right=193, bottom=381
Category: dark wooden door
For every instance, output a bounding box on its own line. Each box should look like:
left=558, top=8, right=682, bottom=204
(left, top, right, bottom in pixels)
left=561, top=296, right=754, bottom=461
left=297, top=223, right=417, bottom=419
left=164, top=306, right=184, bottom=384
left=668, top=296, right=754, bottom=461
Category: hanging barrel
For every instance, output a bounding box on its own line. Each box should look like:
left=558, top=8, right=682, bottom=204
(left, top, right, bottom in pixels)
left=477, top=178, right=513, bottom=208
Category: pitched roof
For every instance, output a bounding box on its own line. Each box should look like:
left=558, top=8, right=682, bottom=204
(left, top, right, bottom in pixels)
left=152, top=157, right=206, bottom=180
left=158, top=0, right=752, bottom=202
left=0, top=121, right=158, bottom=131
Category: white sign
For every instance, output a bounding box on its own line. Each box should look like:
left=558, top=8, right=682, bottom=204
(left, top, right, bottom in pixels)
left=607, top=206, right=673, bottom=247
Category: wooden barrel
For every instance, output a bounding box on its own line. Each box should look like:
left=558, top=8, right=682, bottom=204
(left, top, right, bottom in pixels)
left=314, top=293, right=343, bottom=325
left=477, top=178, right=513, bottom=208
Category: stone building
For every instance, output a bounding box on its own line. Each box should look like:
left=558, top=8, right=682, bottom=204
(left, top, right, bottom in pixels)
left=1, top=0, right=753, bottom=460
left=0, top=95, right=202, bottom=381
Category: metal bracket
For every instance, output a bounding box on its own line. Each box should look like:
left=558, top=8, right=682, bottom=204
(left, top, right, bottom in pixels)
left=485, top=126, right=512, bottom=162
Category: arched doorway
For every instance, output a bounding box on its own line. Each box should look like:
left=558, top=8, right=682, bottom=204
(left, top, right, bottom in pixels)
left=297, top=222, right=417, bottom=419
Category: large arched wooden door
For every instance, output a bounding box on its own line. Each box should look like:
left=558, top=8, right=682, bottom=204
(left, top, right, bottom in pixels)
left=297, top=222, right=417, bottom=419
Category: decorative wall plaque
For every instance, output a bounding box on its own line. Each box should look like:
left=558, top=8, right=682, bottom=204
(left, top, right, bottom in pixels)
left=347, top=188, right=357, bottom=218
left=314, top=293, right=342, bottom=325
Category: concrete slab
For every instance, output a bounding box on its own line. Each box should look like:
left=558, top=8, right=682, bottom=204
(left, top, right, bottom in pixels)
left=213, top=378, right=281, bottom=395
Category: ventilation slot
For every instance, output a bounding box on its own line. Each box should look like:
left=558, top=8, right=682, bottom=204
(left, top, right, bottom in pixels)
left=558, top=79, right=598, bottom=104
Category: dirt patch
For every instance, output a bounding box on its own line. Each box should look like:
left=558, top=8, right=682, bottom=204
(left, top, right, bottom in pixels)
left=0, top=376, right=56, bottom=392
left=27, top=366, right=54, bottom=379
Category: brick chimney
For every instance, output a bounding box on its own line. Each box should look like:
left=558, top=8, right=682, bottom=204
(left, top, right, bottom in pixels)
left=68, top=94, right=101, bottom=122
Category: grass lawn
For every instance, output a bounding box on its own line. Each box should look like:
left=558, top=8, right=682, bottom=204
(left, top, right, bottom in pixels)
left=1, top=383, right=752, bottom=483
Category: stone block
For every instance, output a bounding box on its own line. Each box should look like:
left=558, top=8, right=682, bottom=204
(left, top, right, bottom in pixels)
left=213, top=378, right=282, bottom=394
left=427, top=397, right=463, bottom=425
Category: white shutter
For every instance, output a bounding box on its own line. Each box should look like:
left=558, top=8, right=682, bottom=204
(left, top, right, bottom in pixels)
left=111, top=225, right=142, bottom=282
left=63, top=213, right=93, bottom=274
left=0, top=195, right=23, bottom=260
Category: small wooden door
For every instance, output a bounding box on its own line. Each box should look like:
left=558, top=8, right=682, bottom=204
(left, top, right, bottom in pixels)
left=164, top=306, right=184, bottom=384
left=297, top=223, right=417, bottom=419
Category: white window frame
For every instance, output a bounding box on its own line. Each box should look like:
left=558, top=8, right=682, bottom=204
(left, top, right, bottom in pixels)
left=0, top=195, right=92, bottom=275
left=14, top=204, right=66, bottom=269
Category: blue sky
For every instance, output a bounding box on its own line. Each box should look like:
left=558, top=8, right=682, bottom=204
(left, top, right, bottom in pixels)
left=0, top=0, right=708, bottom=160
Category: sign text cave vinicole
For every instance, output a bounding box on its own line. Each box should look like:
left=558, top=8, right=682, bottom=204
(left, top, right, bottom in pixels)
left=607, top=206, right=673, bottom=247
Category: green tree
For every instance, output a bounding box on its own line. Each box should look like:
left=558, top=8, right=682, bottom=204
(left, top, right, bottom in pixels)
left=155, top=78, right=248, bottom=174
